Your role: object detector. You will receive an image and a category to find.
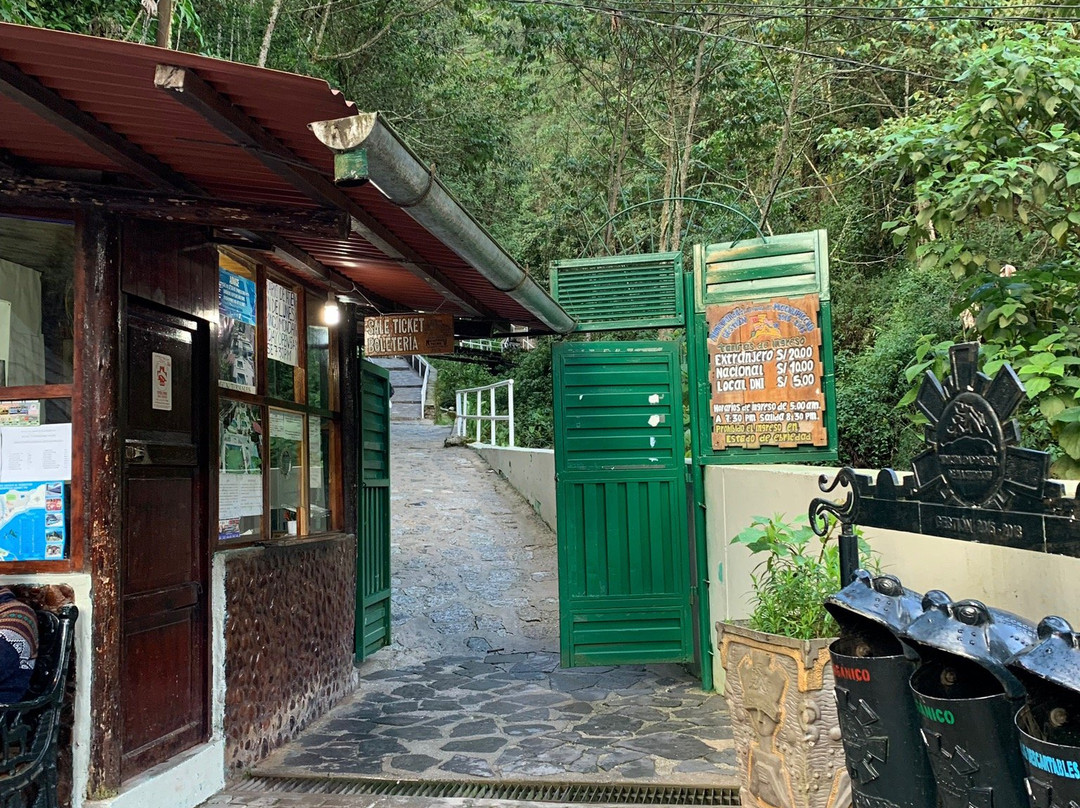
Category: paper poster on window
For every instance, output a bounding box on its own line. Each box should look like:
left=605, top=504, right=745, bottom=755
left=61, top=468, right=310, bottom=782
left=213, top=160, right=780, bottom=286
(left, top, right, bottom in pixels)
left=0, top=400, right=40, bottom=427
left=266, top=280, right=298, bottom=367
left=0, top=423, right=73, bottom=483
left=219, top=268, right=258, bottom=394
left=152, top=352, right=172, bottom=411
left=219, top=400, right=263, bottom=520
left=0, top=481, right=66, bottom=562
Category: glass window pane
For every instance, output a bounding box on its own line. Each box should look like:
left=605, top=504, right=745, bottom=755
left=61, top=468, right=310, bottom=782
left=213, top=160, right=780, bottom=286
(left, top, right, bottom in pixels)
left=219, top=399, right=263, bottom=540
left=0, top=399, right=72, bottom=562
left=308, top=417, right=332, bottom=533
left=0, top=216, right=75, bottom=388
left=307, top=294, right=331, bottom=409
left=269, top=408, right=304, bottom=537
left=218, top=255, right=258, bottom=395
left=267, top=359, right=296, bottom=402
left=267, top=279, right=300, bottom=403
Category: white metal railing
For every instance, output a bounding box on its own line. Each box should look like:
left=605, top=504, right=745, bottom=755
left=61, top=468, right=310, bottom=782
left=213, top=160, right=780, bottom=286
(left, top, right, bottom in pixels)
left=406, top=354, right=433, bottom=419
left=454, top=379, right=515, bottom=447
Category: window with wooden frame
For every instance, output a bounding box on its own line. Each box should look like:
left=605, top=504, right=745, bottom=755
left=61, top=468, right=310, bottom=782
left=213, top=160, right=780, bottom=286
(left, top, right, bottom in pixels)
left=216, top=252, right=341, bottom=545
left=0, top=214, right=77, bottom=569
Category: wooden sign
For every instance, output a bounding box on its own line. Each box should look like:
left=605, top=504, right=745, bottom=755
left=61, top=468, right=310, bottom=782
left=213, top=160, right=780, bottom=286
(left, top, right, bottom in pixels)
left=363, top=313, right=454, bottom=357
left=706, top=294, right=827, bottom=450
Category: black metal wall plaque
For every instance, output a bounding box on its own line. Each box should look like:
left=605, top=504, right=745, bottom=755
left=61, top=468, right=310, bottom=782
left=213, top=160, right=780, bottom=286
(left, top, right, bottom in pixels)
left=811, top=343, right=1080, bottom=582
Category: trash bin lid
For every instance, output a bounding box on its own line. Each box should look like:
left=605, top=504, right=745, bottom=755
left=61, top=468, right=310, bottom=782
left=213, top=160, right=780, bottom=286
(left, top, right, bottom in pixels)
left=1007, top=615, right=1080, bottom=698
left=824, top=568, right=923, bottom=636
left=902, top=591, right=1036, bottom=698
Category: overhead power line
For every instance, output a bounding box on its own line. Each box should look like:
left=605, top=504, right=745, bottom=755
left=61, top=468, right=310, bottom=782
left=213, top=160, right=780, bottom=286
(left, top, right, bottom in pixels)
left=502, top=0, right=964, bottom=80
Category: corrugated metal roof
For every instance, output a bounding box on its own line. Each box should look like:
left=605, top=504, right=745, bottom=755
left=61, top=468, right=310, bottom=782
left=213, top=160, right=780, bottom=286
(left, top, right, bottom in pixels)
left=0, top=22, right=552, bottom=329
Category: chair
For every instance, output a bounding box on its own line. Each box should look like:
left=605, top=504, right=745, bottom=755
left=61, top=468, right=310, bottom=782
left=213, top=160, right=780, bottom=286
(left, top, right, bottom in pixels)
left=0, top=605, right=78, bottom=808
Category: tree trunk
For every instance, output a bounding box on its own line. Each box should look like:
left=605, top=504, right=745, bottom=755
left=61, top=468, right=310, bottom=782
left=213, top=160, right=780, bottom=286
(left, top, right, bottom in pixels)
left=258, top=0, right=285, bottom=68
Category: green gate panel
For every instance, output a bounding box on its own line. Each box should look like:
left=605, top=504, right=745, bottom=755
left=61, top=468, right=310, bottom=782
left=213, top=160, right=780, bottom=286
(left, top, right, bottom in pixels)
left=357, top=359, right=392, bottom=662
left=550, top=252, right=684, bottom=332
left=689, top=231, right=838, bottom=464
left=554, top=342, right=693, bottom=667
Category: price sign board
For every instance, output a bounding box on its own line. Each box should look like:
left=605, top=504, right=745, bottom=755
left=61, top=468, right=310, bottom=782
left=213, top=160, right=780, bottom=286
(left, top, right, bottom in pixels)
left=706, top=294, right=827, bottom=450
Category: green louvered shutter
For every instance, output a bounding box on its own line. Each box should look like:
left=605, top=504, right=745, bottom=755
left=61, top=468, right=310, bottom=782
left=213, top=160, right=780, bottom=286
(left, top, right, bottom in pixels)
left=357, top=359, right=392, bottom=661
left=550, top=252, right=684, bottom=331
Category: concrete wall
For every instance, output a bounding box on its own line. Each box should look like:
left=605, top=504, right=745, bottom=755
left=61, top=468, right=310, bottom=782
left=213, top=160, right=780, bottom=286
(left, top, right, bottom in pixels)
left=704, top=464, right=1080, bottom=688
left=472, top=445, right=557, bottom=531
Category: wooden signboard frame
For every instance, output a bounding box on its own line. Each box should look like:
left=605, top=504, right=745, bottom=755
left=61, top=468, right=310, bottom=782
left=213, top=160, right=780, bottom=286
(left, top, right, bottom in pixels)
left=363, top=313, right=454, bottom=357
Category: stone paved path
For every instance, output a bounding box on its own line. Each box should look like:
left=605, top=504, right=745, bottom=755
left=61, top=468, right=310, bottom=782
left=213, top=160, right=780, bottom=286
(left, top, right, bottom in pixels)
left=211, top=423, right=736, bottom=805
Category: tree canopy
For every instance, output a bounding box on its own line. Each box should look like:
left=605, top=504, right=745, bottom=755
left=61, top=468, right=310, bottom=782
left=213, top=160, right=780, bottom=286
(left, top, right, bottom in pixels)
left=6, top=0, right=1080, bottom=465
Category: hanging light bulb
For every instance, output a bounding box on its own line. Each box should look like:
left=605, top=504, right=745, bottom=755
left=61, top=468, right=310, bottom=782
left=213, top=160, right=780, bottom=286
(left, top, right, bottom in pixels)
left=322, top=290, right=341, bottom=326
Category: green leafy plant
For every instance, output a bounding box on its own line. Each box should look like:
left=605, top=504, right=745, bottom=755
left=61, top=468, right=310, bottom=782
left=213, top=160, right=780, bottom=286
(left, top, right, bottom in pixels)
left=732, top=513, right=873, bottom=640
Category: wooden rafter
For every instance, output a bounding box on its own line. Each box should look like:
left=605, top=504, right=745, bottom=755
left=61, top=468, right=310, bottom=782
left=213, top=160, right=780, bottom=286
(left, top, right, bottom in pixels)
left=154, top=63, right=495, bottom=320
left=0, top=173, right=349, bottom=237
left=0, top=57, right=359, bottom=295
left=0, top=59, right=200, bottom=192
left=254, top=235, right=403, bottom=313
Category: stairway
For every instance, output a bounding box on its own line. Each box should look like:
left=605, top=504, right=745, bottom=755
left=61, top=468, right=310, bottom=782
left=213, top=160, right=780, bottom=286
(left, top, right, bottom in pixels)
left=367, top=356, right=434, bottom=422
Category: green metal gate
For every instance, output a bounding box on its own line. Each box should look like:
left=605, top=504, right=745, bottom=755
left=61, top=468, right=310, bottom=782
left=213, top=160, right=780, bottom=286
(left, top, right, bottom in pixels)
left=356, top=358, right=392, bottom=661
left=553, top=341, right=694, bottom=667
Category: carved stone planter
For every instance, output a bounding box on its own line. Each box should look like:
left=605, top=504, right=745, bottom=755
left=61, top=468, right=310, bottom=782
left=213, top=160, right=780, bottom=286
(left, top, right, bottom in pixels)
left=717, top=621, right=850, bottom=808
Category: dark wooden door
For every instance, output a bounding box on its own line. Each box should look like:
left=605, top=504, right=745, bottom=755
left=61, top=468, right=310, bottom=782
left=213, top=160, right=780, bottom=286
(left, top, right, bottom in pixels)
left=120, top=300, right=209, bottom=779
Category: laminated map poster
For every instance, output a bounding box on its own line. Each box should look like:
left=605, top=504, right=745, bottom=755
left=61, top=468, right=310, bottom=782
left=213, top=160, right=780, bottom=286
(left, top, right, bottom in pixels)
left=0, top=481, right=66, bottom=561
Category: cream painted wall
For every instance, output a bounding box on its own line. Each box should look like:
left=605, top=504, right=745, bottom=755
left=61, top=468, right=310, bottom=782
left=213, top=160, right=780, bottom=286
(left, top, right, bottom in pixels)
left=704, top=464, right=1080, bottom=689
left=472, top=445, right=557, bottom=531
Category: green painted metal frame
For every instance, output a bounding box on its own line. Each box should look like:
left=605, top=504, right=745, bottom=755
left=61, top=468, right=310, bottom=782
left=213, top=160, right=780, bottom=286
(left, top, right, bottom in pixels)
left=553, top=341, right=696, bottom=668
left=550, top=252, right=685, bottom=332
left=356, top=358, right=392, bottom=662
left=688, top=231, right=838, bottom=465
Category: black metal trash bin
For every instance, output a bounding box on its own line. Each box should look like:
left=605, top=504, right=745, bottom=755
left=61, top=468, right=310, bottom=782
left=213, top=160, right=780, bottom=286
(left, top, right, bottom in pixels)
left=1008, top=616, right=1080, bottom=808
left=903, top=592, right=1036, bottom=808
left=825, top=569, right=937, bottom=808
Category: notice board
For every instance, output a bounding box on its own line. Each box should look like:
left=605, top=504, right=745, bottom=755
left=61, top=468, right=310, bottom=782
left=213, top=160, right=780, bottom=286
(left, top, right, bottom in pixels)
left=706, top=294, right=827, bottom=450
left=689, top=231, right=837, bottom=464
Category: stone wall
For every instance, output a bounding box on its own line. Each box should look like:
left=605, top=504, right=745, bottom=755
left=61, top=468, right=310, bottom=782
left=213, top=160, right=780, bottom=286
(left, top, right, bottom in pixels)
left=222, top=536, right=357, bottom=774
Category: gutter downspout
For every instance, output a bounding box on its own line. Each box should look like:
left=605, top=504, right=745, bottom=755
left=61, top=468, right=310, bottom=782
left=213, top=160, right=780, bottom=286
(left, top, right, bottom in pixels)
left=309, top=113, right=576, bottom=335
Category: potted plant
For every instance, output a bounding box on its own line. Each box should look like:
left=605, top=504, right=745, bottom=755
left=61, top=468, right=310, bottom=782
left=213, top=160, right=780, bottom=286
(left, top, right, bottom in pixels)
left=717, top=513, right=870, bottom=808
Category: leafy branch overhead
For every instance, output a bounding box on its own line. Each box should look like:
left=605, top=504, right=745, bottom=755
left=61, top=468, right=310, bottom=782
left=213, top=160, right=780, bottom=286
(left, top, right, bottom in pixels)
left=868, top=26, right=1080, bottom=276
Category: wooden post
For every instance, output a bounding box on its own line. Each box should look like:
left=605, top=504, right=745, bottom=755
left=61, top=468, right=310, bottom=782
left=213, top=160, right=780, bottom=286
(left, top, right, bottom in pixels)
left=79, top=210, right=123, bottom=796
left=339, top=302, right=359, bottom=536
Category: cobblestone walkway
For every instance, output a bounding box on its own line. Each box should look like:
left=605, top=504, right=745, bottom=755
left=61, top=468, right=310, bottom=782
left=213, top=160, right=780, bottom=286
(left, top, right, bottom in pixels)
left=214, top=423, right=736, bottom=805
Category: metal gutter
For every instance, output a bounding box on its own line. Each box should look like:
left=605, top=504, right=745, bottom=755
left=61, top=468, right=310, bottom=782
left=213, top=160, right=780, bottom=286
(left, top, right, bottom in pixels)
left=309, top=113, right=576, bottom=335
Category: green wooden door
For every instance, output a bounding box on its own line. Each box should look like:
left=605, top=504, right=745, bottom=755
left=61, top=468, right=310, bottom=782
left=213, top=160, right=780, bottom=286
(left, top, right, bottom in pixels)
left=553, top=341, right=693, bottom=667
left=357, top=359, right=392, bottom=661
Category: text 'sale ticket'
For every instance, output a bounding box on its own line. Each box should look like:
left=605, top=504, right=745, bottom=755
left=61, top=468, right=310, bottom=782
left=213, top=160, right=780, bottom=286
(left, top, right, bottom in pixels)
left=706, top=294, right=827, bottom=450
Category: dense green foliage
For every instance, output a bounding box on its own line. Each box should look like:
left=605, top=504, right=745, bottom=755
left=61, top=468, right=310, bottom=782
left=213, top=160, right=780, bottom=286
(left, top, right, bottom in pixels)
left=18, top=1, right=1080, bottom=462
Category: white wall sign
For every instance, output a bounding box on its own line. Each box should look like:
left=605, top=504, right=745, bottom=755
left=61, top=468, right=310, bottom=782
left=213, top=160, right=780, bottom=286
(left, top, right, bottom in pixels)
left=0, top=423, right=73, bottom=483
left=266, top=280, right=299, bottom=367
left=152, top=352, right=173, bottom=411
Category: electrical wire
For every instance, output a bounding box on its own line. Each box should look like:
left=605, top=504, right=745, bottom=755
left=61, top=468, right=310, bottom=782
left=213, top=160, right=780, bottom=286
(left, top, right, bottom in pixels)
left=501, top=0, right=965, bottom=79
